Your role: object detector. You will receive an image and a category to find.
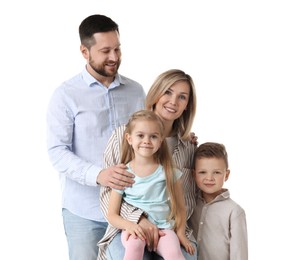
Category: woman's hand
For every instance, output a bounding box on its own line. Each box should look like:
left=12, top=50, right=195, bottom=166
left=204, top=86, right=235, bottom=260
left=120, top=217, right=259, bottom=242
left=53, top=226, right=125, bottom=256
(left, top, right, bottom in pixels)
left=138, top=216, right=165, bottom=252
left=190, top=132, right=198, bottom=145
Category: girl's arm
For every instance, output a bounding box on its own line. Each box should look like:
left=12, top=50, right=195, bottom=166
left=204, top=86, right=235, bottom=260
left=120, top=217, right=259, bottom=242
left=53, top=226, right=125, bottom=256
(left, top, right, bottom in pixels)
left=174, top=180, right=195, bottom=255
left=107, top=190, right=146, bottom=241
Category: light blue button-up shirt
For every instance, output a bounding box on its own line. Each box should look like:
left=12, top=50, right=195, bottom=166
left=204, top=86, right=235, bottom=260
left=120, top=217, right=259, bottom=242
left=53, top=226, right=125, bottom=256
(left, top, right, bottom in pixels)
left=47, top=68, right=145, bottom=221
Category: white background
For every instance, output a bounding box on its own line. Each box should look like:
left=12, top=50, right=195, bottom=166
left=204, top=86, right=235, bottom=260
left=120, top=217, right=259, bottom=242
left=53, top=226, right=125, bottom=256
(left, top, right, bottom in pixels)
left=1, top=0, right=288, bottom=259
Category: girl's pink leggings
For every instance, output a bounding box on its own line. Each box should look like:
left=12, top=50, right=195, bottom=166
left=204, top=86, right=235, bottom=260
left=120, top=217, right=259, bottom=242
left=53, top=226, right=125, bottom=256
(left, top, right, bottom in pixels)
left=121, top=229, right=185, bottom=260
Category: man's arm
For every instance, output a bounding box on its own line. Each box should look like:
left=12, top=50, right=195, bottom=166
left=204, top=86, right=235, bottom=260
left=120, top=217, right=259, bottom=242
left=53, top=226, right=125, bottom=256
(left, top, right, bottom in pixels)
left=47, top=87, right=101, bottom=186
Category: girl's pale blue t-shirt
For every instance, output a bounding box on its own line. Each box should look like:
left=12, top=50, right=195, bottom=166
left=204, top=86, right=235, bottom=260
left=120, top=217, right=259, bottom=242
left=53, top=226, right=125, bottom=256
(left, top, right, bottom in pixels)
left=114, top=164, right=182, bottom=229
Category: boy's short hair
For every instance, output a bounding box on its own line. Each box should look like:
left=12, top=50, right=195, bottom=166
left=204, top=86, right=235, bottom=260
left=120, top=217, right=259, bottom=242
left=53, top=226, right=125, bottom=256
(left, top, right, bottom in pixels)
left=193, top=142, right=229, bottom=169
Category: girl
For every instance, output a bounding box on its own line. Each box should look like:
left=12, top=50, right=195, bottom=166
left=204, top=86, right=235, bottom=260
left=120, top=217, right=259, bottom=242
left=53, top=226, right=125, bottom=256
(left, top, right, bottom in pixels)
left=107, top=110, right=194, bottom=260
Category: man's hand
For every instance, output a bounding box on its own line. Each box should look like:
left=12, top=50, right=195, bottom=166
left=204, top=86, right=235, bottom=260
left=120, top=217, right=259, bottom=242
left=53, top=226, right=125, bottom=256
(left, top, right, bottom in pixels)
left=97, top=164, right=135, bottom=189
left=138, top=216, right=165, bottom=252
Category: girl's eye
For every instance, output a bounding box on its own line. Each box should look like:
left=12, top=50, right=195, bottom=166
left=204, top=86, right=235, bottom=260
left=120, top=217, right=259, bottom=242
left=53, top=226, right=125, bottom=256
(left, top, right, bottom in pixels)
left=164, top=90, right=172, bottom=95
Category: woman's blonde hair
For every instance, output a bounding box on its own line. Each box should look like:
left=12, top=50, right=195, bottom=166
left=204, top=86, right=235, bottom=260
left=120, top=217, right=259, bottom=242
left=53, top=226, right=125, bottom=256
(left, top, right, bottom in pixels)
left=120, top=110, right=182, bottom=229
left=146, top=69, right=197, bottom=141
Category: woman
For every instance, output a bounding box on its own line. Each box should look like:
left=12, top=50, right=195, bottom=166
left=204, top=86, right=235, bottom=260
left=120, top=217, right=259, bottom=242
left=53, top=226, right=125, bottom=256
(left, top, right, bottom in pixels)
left=98, top=69, right=197, bottom=260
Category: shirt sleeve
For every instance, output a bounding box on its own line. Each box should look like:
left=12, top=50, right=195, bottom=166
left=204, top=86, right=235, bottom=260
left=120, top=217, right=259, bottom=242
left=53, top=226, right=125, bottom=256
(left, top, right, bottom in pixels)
left=100, top=126, right=145, bottom=222
left=230, top=206, right=248, bottom=260
left=47, top=87, right=101, bottom=186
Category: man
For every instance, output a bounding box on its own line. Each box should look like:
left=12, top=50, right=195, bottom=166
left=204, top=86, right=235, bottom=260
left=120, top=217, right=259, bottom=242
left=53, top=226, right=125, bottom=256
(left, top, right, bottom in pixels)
left=47, top=14, right=146, bottom=260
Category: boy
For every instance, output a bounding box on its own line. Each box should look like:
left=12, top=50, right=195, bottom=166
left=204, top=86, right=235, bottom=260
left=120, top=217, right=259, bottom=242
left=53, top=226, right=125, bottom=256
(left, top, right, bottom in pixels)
left=190, top=142, right=248, bottom=260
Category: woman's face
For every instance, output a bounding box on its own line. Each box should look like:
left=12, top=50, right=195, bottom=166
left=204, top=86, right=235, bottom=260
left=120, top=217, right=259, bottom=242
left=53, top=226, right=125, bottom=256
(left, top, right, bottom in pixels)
left=154, top=81, right=190, bottom=123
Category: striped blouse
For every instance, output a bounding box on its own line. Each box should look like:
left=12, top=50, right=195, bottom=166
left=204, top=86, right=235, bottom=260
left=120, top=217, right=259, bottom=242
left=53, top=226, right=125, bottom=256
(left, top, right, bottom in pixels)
left=97, top=125, right=197, bottom=260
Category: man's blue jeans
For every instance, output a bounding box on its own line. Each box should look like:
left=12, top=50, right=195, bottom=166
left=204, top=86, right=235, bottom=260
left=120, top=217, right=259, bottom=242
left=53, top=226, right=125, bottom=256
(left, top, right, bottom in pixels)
left=62, top=208, right=108, bottom=260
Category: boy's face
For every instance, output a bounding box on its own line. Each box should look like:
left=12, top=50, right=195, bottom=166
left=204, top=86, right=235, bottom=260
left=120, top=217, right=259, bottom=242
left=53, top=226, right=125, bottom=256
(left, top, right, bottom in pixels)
left=194, top=157, right=230, bottom=202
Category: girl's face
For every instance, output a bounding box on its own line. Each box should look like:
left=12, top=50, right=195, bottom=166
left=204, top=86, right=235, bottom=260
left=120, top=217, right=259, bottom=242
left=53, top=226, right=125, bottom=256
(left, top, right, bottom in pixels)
left=126, top=120, right=163, bottom=159
left=154, top=81, right=190, bottom=124
left=194, top=157, right=230, bottom=202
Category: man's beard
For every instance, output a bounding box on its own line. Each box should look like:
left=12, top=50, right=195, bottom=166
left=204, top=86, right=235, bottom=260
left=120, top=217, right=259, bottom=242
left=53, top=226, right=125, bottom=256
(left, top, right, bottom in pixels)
left=89, top=58, right=121, bottom=77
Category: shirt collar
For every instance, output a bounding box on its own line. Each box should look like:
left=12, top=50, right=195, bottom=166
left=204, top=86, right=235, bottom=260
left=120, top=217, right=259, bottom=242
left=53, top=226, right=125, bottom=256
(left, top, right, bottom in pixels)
left=198, top=188, right=230, bottom=204
left=81, top=68, right=122, bottom=89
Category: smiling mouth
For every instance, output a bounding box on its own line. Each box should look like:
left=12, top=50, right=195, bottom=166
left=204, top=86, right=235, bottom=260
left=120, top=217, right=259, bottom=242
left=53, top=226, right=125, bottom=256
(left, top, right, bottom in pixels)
left=107, top=62, right=116, bottom=65
left=164, top=106, right=177, bottom=113
left=204, top=183, right=215, bottom=187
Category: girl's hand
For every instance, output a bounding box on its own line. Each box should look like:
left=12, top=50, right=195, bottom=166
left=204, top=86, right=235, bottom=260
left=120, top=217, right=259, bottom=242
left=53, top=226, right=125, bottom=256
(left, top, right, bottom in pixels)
left=178, top=234, right=195, bottom=256
left=124, top=223, right=146, bottom=241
